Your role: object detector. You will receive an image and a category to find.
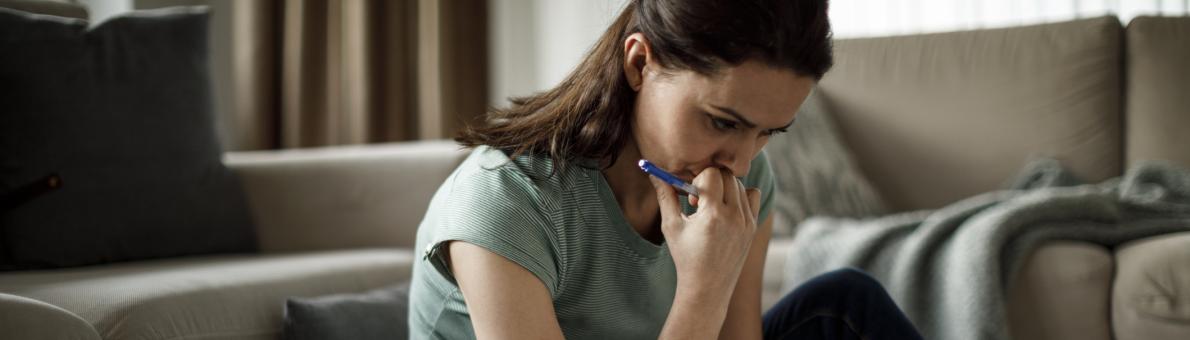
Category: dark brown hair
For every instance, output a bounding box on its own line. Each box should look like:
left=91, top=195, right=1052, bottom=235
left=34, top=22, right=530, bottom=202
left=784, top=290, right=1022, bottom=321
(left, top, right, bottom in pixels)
left=456, top=0, right=833, bottom=173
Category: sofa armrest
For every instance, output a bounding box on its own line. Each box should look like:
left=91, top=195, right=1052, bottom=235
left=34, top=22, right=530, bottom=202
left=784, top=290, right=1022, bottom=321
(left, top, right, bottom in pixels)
left=0, top=293, right=101, bottom=340
left=224, top=140, right=470, bottom=253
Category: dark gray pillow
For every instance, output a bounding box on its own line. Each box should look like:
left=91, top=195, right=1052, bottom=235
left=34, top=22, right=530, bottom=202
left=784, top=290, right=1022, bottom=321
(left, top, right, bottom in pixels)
left=0, top=6, right=256, bottom=269
left=283, top=282, right=411, bottom=340
left=763, top=91, right=888, bottom=236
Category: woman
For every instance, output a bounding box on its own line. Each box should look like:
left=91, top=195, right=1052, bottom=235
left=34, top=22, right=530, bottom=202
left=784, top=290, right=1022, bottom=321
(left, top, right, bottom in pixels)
left=408, top=0, right=922, bottom=339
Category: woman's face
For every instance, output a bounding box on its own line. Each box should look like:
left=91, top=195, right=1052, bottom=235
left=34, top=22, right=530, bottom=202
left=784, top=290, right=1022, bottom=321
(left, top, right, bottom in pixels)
left=628, top=51, right=814, bottom=182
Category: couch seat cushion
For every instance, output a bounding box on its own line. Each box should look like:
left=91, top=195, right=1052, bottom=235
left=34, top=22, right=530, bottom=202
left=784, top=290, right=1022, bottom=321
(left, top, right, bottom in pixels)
left=0, top=249, right=413, bottom=340
left=1113, top=232, right=1190, bottom=340
left=0, top=292, right=101, bottom=340
left=762, top=236, right=796, bottom=311
left=1006, top=241, right=1113, bottom=340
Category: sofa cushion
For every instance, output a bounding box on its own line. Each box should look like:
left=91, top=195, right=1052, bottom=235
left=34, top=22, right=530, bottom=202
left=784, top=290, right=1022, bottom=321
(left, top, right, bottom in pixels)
left=818, top=16, right=1123, bottom=211
left=0, top=6, right=256, bottom=269
left=0, top=249, right=413, bottom=340
left=0, top=293, right=101, bottom=340
left=1112, top=232, right=1190, bottom=340
left=762, top=237, right=796, bottom=311
left=1125, top=16, right=1190, bottom=170
left=763, top=92, right=887, bottom=236
left=225, top=140, right=472, bottom=252
left=1006, top=241, right=1113, bottom=340
left=282, top=282, right=411, bottom=340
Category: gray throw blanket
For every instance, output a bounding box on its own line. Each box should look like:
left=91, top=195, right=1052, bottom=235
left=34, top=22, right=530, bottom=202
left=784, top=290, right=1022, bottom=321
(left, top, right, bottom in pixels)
left=782, top=159, right=1190, bottom=340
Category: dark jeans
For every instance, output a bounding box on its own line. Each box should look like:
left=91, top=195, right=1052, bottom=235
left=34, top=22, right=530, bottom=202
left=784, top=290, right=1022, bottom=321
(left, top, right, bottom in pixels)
left=762, top=268, right=924, bottom=340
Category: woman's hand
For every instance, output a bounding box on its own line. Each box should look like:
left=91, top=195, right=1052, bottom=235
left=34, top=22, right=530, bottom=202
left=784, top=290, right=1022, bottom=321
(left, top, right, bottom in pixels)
left=649, top=167, right=761, bottom=299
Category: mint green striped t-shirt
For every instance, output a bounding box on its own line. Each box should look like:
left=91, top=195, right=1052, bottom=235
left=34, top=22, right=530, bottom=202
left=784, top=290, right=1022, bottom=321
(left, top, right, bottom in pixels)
left=408, top=145, right=775, bottom=340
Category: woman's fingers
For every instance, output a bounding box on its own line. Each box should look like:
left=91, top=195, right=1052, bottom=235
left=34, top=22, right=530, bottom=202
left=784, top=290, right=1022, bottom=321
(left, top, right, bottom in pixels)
left=648, top=176, right=684, bottom=223
left=721, top=171, right=740, bottom=208
left=693, top=167, right=724, bottom=207
left=746, top=188, right=761, bottom=223
left=688, top=168, right=758, bottom=227
left=733, top=178, right=748, bottom=221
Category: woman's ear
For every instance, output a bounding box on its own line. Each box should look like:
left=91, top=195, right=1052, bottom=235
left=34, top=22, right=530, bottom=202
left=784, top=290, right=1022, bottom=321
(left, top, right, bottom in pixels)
left=623, top=33, right=650, bottom=92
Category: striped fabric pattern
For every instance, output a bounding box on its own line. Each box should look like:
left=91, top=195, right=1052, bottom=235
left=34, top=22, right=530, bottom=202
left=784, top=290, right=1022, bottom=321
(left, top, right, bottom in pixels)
left=408, top=145, right=775, bottom=339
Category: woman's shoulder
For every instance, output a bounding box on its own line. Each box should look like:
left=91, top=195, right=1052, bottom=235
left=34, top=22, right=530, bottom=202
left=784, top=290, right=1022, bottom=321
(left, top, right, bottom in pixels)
left=459, top=145, right=569, bottom=178
left=445, top=145, right=582, bottom=213
left=456, top=145, right=590, bottom=192
left=424, top=147, right=561, bottom=251
left=448, top=146, right=542, bottom=199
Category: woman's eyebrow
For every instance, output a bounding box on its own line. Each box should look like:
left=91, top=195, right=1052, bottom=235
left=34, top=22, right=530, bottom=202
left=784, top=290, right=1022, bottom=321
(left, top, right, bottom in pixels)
left=709, top=105, right=758, bottom=128
left=709, top=104, right=796, bottom=130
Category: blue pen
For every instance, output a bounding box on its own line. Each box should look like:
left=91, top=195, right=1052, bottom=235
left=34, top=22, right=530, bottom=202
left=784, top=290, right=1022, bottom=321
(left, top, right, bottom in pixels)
left=638, top=159, right=700, bottom=197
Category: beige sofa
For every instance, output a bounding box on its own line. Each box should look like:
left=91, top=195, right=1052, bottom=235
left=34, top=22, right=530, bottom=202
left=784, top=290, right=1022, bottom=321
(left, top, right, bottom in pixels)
left=2, top=7, right=1188, bottom=340
left=791, top=15, right=1190, bottom=340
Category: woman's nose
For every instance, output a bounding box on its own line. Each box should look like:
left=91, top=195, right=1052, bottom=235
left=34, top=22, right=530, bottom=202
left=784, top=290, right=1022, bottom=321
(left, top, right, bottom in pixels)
left=714, top=143, right=755, bottom=177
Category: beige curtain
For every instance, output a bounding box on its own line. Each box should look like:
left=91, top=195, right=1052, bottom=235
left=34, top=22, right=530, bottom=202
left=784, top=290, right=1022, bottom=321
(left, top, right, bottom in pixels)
left=224, top=0, right=488, bottom=150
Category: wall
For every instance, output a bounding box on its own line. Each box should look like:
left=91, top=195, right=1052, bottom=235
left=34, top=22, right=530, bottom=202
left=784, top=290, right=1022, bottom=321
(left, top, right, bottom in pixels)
left=486, top=0, right=1190, bottom=108
left=77, top=0, right=130, bottom=26
left=827, top=0, right=1190, bottom=38
left=487, top=0, right=626, bottom=109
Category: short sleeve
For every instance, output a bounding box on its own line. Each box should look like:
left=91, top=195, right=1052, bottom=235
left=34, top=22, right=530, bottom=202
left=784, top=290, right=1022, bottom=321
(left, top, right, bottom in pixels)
left=422, top=165, right=562, bottom=298
left=745, top=150, right=778, bottom=224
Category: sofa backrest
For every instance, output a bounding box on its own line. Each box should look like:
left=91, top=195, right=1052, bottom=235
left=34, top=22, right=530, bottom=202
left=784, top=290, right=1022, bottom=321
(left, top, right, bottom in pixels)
left=225, top=140, right=472, bottom=251
left=1125, top=16, right=1190, bottom=170
left=0, top=0, right=86, bottom=20
left=817, top=16, right=1124, bottom=211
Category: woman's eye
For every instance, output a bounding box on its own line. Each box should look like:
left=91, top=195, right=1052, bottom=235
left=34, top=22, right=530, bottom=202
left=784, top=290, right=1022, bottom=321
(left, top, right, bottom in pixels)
left=761, top=128, right=789, bottom=137
left=710, top=117, right=738, bottom=130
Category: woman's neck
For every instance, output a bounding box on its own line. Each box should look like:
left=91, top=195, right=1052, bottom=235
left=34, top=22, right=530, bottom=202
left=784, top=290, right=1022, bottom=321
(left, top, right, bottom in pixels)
left=601, top=139, right=665, bottom=243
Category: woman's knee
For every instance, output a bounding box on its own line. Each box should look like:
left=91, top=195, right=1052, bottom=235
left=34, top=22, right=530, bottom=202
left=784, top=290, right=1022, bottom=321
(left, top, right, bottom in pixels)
left=798, top=267, right=888, bottom=300
left=767, top=268, right=888, bottom=334
left=816, top=267, right=881, bottom=288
